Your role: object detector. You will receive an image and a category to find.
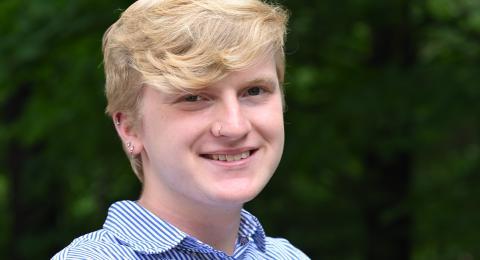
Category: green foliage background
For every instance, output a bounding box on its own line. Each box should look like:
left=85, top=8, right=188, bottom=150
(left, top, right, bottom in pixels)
left=1, top=0, right=479, bottom=259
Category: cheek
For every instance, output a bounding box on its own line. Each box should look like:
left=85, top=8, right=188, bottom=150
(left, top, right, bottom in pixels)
left=253, top=100, right=284, bottom=140
left=155, top=114, right=210, bottom=153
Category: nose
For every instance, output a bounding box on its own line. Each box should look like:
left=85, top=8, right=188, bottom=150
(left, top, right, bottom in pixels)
left=211, top=99, right=252, bottom=139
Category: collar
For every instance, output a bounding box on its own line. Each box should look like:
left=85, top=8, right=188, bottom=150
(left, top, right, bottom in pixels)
left=103, top=201, right=266, bottom=254
left=103, top=200, right=187, bottom=254
left=238, top=208, right=266, bottom=252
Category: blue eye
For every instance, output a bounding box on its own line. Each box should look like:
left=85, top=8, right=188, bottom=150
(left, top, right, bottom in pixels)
left=247, top=87, right=263, bottom=96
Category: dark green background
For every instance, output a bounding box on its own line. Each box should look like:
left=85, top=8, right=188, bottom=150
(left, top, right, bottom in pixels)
left=1, top=0, right=479, bottom=259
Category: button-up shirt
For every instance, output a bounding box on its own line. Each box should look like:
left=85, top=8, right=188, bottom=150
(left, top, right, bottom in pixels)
left=52, top=201, right=309, bottom=259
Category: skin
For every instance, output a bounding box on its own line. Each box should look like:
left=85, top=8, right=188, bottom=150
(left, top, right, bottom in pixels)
left=115, top=55, right=284, bottom=255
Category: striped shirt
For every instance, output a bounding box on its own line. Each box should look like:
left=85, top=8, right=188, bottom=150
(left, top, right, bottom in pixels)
left=52, top=200, right=310, bottom=259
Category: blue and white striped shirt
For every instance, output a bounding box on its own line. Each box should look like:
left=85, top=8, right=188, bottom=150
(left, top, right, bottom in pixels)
left=52, top=200, right=309, bottom=259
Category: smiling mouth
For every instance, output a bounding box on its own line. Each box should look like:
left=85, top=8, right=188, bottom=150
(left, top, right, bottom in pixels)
left=201, top=149, right=257, bottom=162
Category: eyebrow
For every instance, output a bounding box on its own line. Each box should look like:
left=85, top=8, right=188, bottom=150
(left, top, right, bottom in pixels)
left=245, top=77, right=278, bottom=87
left=163, top=76, right=280, bottom=100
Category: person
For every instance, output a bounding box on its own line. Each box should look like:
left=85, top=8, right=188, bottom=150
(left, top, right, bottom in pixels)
left=53, top=0, right=309, bottom=259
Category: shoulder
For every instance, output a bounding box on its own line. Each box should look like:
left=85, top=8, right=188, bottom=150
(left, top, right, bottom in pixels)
left=264, top=236, right=311, bottom=260
left=51, top=230, right=136, bottom=260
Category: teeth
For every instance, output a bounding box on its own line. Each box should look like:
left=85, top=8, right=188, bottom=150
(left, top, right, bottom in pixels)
left=208, top=150, right=251, bottom=161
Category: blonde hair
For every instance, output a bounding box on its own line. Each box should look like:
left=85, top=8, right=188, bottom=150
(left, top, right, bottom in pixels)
left=102, top=0, right=288, bottom=181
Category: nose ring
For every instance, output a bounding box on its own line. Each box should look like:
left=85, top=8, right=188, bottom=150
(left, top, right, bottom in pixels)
left=213, top=122, right=223, bottom=137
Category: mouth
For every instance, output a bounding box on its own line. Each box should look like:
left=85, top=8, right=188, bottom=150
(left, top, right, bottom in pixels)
left=200, top=149, right=258, bottom=162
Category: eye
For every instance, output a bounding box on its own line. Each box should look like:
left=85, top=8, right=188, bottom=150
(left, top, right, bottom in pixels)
left=183, top=94, right=204, bottom=102
left=246, top=86, right=264, bottom=96
left=172, top=91, right=212, bottom=111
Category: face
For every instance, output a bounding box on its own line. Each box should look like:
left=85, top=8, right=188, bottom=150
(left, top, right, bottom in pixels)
left=134, top=55, right=284, bottom=210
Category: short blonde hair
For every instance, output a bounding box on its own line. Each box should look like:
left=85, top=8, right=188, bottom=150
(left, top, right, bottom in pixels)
left=102, top=0, right=289, bottom=181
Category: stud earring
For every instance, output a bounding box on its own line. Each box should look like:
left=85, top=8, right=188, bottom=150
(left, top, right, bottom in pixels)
left=127, top=142, right=134, bottom=154
left=115, top=120, right=120, bottom=126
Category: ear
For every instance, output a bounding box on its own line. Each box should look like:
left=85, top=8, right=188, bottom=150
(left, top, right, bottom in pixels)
left=113, top=112, right=143, bottom=156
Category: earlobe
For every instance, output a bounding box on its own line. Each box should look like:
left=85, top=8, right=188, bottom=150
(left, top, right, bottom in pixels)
left=113, top=112, right=143, bottom=156
left=126, top=141, right=135, bottom=156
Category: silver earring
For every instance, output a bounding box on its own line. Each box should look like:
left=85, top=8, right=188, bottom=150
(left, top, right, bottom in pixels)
left=127, top=142, right=134, bottom=154
left=114, top=116, right=121, bottom=126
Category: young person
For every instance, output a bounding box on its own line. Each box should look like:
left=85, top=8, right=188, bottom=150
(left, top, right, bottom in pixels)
left=53, top=0, right=309, bottom=259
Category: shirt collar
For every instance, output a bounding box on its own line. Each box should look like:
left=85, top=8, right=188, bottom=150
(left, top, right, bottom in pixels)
left=103, top=200, right=267, bottom=254
left=239, top=209, right=266, bottom=252
left=103, top=200, right=187, bottom=254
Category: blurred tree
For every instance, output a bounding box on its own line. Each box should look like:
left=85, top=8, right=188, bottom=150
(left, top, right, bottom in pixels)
left=0, top=0, right=138, bottom=258
left=0, top=0, right=479, bottom=259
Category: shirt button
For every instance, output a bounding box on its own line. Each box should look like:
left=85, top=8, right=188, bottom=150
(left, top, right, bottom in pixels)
left=240, top=237, right=249, bottom=245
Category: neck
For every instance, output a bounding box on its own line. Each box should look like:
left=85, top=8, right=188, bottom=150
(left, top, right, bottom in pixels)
left=138, top=190, right=242, bottom=255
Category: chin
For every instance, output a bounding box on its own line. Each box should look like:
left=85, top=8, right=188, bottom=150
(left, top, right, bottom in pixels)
left=202, top=165, right=276, bottom=207
left=208, top=183, right=266, bottom=207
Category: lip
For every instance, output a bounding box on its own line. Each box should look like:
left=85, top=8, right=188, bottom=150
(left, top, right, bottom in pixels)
left=199, top=147, right=258, bottom=169
left=200, top=147, right=256, bottom=155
